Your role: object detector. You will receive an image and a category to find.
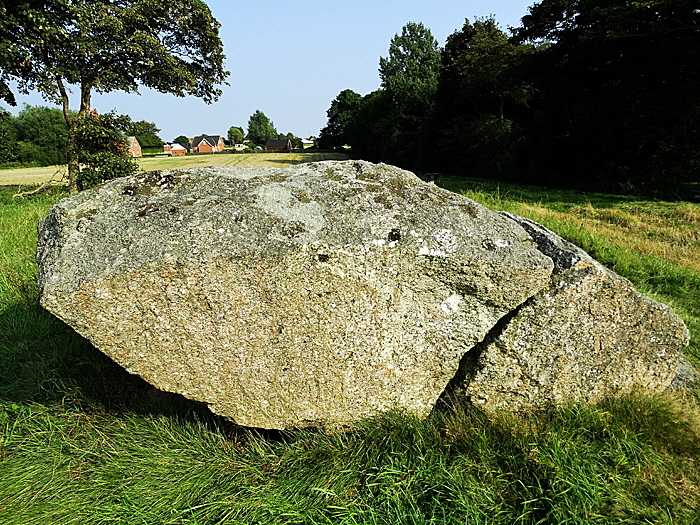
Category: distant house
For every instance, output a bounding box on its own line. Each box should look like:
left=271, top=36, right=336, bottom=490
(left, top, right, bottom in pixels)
left=265, top=139, right=292, bottom=153
left=126, top=136, right=142, bottom=157
left=164, top=143, right=187, bottom=156
left=191, top=135, right=225, bottom=153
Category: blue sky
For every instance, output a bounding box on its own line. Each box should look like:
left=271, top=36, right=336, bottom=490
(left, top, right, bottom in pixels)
left=2, top=0, right=536, bottom=142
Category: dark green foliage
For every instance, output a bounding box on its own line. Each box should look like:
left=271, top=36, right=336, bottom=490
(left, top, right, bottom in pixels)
left=318, top=89, right=363, bottom=150
left=377, top=22, right=441, bottom=168
left=227, top=125, right=244, bottom=146
left=72, top=111, right=138, bottom=191
left=512, top=0, right=700, bottom=198
left=0, top=105, right=68, bottom=167
left=13, top=105, right=68, bottom=166
left=432, top=19, right=532, bottom=176
left=246, top=110, right=278, bottom=145
left=0, top=108, right=19, bottom=165
left=172, top=134, right=191, bottom=148
left=125, top=119, right=164, bottom=149
left=330, top=2, right=700, bottom=199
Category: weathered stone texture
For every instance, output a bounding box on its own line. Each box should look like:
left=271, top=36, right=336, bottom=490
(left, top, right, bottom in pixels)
left=460, top=215, right=690, bottom=410
left=37, top=161, right=554, bottom=429
left=36, top=161, right=691, bottom=429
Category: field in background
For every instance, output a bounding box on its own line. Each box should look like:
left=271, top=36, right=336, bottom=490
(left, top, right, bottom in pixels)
left=1, top=175, right=699, bottom=524
left=0, top=152, right=350, bottom=187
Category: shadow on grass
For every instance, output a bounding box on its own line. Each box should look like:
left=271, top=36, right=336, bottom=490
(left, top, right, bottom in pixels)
left=0, top=299, right=255, bottom=439
left=437, top=174, right=664, bottom=212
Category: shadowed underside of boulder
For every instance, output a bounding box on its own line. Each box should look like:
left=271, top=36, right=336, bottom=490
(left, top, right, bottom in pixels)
left=36, top=161, right=690, bottom=429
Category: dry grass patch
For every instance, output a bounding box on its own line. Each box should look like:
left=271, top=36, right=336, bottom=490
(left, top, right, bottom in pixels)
left=492, top=199, right=700, bottom=275
left=0, top=152, right=351, bottom=187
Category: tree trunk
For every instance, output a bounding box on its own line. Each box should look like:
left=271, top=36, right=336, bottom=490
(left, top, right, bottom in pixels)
left=57, top=77, right=94, bottom=193
left=56, top=76, right=79, bottom=193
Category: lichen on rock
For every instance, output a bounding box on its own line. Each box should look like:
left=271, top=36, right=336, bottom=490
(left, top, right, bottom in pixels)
left=36, top=161, right=690, bottom=429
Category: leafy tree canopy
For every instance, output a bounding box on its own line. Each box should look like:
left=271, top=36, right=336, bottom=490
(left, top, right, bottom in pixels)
left=227, top=126, right=244, bottom=145
left=12, top=104, right=69, bottom=166
left=73, top=110, right=138, bottom=191
left=318, top=89, right=363, bottom=150
left=379, top=21, right=441, bottom=110
left=440, top=18, right=532, bottom=119
left=512, top=0, right=700, bottom=195
left=173, top=135, right=191, bottom=147
left=375, top=22, right=442, bottom=167
left=246, top=110, right=277, bottom=145
left=0, top=0, right=228, bottom=190
left=125, top=119, right=164, bottom=149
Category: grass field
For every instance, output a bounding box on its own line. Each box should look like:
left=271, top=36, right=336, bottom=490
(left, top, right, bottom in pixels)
left=0, top=152, right=350, bottom=186
left=1, top=171, right=699, bottom=524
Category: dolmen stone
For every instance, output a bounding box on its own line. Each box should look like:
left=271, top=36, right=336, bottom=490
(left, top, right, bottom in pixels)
left=36, top=161, right=690, bottom=429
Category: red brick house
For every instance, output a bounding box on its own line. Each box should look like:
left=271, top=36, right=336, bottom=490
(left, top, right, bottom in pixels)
left=191, top=135, right=225, bottom=153
left=265, top=139, right=292, bottom=152
left=126, top=136, right=142, bottom=157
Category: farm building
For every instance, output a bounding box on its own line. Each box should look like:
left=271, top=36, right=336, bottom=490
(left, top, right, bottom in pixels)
left=191, top=135, right=225, bottom=153
left=126, top=136, right=142, bottom=157
left=164, top=143, right=187, bottom=156
left=265, top=139, right=292, bottom=152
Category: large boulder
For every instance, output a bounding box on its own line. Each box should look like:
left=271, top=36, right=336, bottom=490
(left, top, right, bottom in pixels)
left=36, top=161, right=689, bottom=429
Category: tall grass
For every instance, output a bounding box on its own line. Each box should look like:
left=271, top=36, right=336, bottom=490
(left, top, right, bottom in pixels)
left=1, top=181, right=699, bottom=524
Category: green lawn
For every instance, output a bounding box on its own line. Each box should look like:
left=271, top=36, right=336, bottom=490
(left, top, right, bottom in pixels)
left=1, top=174, right=699, bottom=524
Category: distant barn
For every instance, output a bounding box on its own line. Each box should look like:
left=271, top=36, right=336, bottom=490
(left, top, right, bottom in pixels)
left=265, top=139, right=292, bottom=153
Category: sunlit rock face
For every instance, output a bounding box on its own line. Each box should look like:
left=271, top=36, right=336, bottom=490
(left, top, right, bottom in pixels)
left=36, top=161, right=688, bottom=429
left=455, top=214, right=690, bottom=411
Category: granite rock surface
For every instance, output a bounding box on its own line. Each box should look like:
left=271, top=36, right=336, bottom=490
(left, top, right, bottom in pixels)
left=36, top=161, right=690, bottom=428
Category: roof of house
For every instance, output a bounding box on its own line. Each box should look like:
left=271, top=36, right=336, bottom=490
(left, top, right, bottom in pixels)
left=265, top=140, right=291, bottom=147
left=191, top=135, right=223, bottom=147
left=169, top=143, right=187, bottom=150
left=126, top=136, right=139, bottom=146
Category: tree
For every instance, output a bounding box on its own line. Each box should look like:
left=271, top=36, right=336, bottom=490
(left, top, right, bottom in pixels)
left=512, top=0, right=700, bottom=196
left=0, top=109, right=18, bottom=164
left=431, top=18, right=533, bottom=174
left=246, top=110, right=277, bottom=145
left=173, top=135, right=191, bottom=147
left=344, top=90, right=396, bottom=163
left=72, top=110, right=138, bottom=191
left=126, top=120, right=164, bottom=149
left=0, top=0, right=228, bottom=191
left=227, top=126, right=244, bottom=145
left=318, top=89, right=363, bottom=150
left=379, top=22, right=441, bottom=112
left=376, top=22, right=442, bottom=167
left=12, top=104, right=69, bottom=166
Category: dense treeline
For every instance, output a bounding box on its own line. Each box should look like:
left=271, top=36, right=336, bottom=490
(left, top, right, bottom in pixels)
left=319, top=0, right=700, bottom=199
left=0, top=104, right=163, bottom=170
left=0, top=105, right=68, bottom=167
